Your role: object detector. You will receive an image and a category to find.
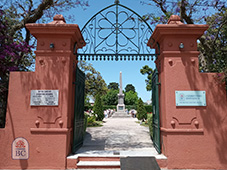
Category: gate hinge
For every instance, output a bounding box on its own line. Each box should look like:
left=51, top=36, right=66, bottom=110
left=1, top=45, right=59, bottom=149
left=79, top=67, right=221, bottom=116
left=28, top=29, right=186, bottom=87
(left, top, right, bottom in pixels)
left=156, top=82, right=161, bottom=85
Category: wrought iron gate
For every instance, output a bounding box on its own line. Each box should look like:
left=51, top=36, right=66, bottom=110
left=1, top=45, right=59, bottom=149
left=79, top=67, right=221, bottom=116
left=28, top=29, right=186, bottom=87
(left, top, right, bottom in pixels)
left=72, top=66, right=85, bottom=153
left=71, top=0, right=161, bottom=154
left=152, top=69, right=161, bottom=154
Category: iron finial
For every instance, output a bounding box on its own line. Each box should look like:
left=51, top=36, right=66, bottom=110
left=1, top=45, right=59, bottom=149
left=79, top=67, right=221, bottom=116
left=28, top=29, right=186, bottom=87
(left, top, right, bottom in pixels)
left=115, top=0, right=119, bottom=4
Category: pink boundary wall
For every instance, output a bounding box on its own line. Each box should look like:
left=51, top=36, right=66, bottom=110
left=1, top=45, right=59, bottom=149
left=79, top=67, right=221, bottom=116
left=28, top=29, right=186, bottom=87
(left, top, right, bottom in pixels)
left=0, top=14, right=226, bottom=169
left=148, top=15, right=227, bottom=169
left=0, top=15, right=85, bottom=169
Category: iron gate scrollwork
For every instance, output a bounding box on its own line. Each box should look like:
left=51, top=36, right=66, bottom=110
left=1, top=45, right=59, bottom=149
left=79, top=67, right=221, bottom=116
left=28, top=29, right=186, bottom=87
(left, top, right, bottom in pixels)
left=76, top=0, right=156, bottom=61
left=72, top=66, right=85, bottom=153
left=152, top=69, right=161, bottom=154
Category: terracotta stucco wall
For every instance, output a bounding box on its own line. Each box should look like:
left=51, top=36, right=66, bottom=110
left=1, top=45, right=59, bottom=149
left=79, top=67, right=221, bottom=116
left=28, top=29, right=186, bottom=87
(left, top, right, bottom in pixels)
left=149, top=15, right=227, bottom=169
left=0, top=15, right=85, bottom=169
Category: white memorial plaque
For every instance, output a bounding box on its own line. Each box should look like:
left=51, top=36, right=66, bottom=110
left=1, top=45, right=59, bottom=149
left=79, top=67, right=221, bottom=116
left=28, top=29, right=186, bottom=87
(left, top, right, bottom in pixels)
left=12, top=137, right=29, bottom=160
left=175, top=91, right=206, bottom=106
left=30, top=90, right=59, bottom=106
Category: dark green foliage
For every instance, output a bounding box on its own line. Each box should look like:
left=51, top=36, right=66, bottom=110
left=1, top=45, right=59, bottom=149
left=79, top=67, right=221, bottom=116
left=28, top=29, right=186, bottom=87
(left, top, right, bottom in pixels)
left=147, top=113, right=153, bottom=139
left=93, top=93, right=104, bottom=121
left=144, top=105, right=153, bottom=113
left=107, top=82, right=119, bottom=90
left=86, top=114, right=103, bottom=127
left=78, top=61, right=108, bottom=98
left=125, top=105, right=137, bottom=111
left=140, top=65, right=154, bottom=91
left=124, top=91, right=138, bottom=105
left=136, top=98, right=147, bottom=121
left=103, top=105, right=116, bottom=110
left=102, top=89, right=118, bottom=105
left=198, top=9, right=227, bottom=87
left=125, top=84, right=136, bottom=93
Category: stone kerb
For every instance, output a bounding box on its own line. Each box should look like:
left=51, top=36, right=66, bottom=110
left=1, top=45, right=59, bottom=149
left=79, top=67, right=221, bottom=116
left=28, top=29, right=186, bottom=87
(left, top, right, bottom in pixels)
left=0, top=15, right=85, bottom=169
left=148, top=15, right=227, bottom=169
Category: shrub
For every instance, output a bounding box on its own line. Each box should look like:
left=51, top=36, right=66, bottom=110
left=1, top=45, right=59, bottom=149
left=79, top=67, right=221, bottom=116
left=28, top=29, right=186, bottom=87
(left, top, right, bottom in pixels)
left=125, top=105, right=137, bottom=110
left=93, top=93, right=104, bottom=121
left=103, top=105, right=116, bottom=110
left=144, top=105, right=152, bottom=113
left=136, top=98, right=147, bottom=121
left=147, top=113, right=153, bottom=139
left=87, top=115, right=96, bottom=126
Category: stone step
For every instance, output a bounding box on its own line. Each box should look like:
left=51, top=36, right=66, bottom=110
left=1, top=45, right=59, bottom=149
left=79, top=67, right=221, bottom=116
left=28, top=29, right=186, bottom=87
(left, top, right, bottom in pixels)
left=79, top=156, right=120, bottom=162
left=67, top=154, right=167, bottom=169
left=77, top=161, right=120, bottom=169
left=77, top=169, right=120, bottom=170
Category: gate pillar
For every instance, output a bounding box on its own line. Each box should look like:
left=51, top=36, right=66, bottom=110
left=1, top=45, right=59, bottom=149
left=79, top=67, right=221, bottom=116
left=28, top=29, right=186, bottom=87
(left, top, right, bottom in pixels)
left=0, top=15, right=85, bottom=169
left=148, top=15, right=227, bottom=169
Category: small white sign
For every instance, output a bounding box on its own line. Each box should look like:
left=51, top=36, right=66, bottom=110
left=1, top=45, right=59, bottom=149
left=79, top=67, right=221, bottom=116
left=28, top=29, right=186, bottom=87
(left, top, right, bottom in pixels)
left=30, top=90, right=59, bottom=106
left=175, top=91, right=206, bottom=106
left=12, top=137, right=29, bottom=160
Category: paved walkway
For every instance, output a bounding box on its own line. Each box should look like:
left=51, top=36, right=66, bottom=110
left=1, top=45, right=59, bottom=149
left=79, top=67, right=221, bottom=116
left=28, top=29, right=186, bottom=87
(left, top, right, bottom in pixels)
left=75, top=117, right=165, bottom=158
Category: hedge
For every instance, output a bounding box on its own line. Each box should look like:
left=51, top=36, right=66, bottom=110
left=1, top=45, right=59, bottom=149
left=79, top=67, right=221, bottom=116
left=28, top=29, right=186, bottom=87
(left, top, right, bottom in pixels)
left=144, top=105, right=153, bottom=113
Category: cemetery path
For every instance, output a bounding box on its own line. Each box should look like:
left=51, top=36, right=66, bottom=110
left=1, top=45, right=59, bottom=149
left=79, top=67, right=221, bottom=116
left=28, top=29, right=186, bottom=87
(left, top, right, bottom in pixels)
left=75, top=117, right=162, bottom=157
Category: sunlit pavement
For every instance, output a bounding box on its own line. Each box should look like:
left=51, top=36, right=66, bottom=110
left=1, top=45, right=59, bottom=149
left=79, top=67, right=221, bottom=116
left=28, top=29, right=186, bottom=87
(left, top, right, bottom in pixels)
left=75, top=116, right=165, bottom=159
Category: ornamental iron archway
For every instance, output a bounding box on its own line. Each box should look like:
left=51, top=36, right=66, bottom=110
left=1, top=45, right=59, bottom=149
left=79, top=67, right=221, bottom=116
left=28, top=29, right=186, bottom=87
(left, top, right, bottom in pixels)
left=75, top=0, right=159, bottom=61
left=74, top=0, right=161, bottom=154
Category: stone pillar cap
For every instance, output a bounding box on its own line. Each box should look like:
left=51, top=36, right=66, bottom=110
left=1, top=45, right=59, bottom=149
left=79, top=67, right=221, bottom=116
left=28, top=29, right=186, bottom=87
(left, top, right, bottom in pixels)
left=167, top=15, right=183, bottom=24
left=49, top=14, right=66, bottom=24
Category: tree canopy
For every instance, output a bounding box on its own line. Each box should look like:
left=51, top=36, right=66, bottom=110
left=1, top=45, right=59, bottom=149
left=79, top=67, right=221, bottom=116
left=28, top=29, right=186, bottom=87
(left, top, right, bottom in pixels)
left=125, top=91, right=138, bottom=105
left=102, top=89, right=118, bottom=105
left=107, top=82, right=119, bottom=90
left=136, top=98, right=147, bottom=121
left=78, top=61, right=108, bottom=98
left=0, top=0, right=89, bottom=43
left=141, top=0, right=227, bottom=84
left=93, top=93, right=104, bottom=121
left=0, top=9, right=34, bottom=128
left=0, top=0, right=93, bottom=127
left=140, top=65, right=154, bottom=91
left=125, top=84, right=136, bottom=93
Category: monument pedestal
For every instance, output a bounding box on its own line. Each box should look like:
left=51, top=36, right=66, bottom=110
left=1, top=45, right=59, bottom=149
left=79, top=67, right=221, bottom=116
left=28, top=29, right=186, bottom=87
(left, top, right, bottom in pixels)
left=112, top=112, right=130, bottom=118
left=112, top=104, right=130, bottom=118
left=113, top=72, right=130, bottom=118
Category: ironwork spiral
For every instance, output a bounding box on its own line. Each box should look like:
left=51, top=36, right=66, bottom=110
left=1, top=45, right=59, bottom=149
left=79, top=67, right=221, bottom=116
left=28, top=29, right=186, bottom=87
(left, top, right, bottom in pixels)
left=76, top=1, right=157, bottom=61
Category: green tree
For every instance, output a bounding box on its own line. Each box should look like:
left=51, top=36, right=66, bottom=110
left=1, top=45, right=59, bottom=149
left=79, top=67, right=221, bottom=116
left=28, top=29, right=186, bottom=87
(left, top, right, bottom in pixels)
left=102, top=89, right=118, bottom=105
left=140, top=65, right=154, bottom=91
left=125, top=91, right=138, bottom=105
left=125, top=84, right=136, bottom=93
left=0, top=0, right=89, bottom=43
left=0, top=0, right=90, bottom=127
left=198, top=9, right=227, bottom=84
left=78, top=61, right=108, bottom=98
left=93, top=93, right=104, bottom=121
left=107, top=82, right=119, bottom=90
left=136, top=98, right=147, bottom=121
left=0, top=9, right=34, bottom=128
left=142, top=0, right=227, bottom=85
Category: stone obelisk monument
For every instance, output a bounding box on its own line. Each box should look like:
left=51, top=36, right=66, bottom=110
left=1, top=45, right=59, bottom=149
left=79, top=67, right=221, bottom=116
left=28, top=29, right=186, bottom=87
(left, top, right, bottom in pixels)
left=113, top=71, right=129, bottom=117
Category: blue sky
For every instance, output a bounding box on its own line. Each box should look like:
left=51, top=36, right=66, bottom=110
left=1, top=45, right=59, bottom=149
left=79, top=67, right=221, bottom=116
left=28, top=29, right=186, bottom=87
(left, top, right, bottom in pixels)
left=67, top=0, right=159, bottom=102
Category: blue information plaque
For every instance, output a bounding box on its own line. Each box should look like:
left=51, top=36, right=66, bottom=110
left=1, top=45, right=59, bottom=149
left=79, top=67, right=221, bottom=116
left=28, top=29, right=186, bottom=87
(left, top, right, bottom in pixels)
left=175, top=91, right=206, bottom=106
